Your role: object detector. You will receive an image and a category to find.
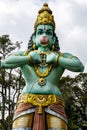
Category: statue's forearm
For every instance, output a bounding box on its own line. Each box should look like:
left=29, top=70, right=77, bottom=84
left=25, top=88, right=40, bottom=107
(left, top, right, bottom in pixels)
left=1, top=55, right=30, bottom=69
left=1, top=62, right=22, bottom=69
left=58, top=56, right=84, bottom=72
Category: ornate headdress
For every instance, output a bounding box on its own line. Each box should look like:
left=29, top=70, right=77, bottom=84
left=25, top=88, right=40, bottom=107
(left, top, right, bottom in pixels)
left=34, top=3, right=55, bottom=30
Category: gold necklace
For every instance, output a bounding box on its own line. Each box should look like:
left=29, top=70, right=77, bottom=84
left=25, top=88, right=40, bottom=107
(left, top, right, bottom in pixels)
left=34, top=64, right=52, bottom=77
left=34, top=64, right=53, bottom=86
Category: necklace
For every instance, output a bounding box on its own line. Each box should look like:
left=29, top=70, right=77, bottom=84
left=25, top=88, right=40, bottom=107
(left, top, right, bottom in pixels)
left=34, top=64, right=53, bottom=86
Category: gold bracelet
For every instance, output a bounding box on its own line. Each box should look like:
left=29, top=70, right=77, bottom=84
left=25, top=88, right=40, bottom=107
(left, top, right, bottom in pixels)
left=23, top=49, right=30, bottom=56
left=29, top=54, right=32, bottom=64
left=55, top=55, right=59, bottom=66
left=58, top=51, right=64, bottom=57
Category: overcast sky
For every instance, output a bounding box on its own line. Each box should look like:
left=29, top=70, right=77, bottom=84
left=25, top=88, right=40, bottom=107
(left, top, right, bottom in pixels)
left=0, top=0, right=87, bottom=77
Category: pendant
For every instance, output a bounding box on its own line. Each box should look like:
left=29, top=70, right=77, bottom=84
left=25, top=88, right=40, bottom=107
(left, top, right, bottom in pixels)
left=38, top=78, right=46, bottom=86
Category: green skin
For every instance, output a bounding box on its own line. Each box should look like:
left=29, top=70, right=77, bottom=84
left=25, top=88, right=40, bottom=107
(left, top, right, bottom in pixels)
left=0, top=25, right=84, bottom=96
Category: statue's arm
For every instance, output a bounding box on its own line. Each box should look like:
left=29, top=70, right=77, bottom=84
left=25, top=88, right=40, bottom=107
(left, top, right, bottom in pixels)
left=0, top=51, right=31, bottom=69
left=58, top=53, right=84, bottom=72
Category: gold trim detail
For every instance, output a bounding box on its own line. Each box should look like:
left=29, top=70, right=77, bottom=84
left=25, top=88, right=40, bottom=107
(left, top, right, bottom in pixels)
left=34, top=3, right=55, bottom=30
left=18, top=94, right=64, bottom=114
left=52, top=44, right=55, bottom=51
left=55, top=55, right=59, bottom=65
left=58, top=51, right=64, bottom=57
left=23, top=50, right=30, bottom=56
left=34, top=64, right=52, bottom=77
left=34, top=64, right=52, bottom=86
left=32, top=43, right=36, bottom=50
left=29, top=54, right=32, bottom=64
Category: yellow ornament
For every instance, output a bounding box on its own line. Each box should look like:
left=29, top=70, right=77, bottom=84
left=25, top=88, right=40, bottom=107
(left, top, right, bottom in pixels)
left=34, top=3, right=55, bottom=30
left=32, top=43, right=36, bottom=50
left=18, top=94, right=64, bottom=114
left=52, top=44, right=55, bottom=51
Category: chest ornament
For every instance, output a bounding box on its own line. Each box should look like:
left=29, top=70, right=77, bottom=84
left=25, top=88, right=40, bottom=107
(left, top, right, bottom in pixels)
left=34, top=64, right=53, bottom=86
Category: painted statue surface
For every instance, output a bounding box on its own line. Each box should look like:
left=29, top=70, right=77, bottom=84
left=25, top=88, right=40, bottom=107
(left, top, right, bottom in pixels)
left=0, top=3, right=84, bottom=130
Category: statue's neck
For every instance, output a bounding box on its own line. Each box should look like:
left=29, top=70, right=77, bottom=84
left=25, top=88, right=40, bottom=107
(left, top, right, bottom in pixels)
left=38, top=46, right=50, bottom=52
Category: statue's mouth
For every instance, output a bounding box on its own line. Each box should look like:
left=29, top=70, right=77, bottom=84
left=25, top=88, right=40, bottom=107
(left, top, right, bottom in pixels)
left=40, top=36, right=49, bottom=45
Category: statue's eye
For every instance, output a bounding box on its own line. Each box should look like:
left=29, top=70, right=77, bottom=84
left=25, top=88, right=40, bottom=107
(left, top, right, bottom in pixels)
left=46, top=31, right=52, bottom=36
left=37, top=31, right=43, bottom=35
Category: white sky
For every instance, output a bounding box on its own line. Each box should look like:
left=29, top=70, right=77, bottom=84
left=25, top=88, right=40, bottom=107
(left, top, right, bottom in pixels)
left=0, top=0, right=87, bottom=77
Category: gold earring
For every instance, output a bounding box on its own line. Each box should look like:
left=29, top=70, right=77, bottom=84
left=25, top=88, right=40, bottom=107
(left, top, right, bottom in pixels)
left=52, top=45, right=55, bottom=51
left=33, top=43, right=36, bottom=50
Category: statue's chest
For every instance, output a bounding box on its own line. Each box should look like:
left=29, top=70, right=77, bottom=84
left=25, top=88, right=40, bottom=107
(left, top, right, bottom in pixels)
left=33, top=64, right=58, bottom=86
left=22, top=64, right=62, bottom=86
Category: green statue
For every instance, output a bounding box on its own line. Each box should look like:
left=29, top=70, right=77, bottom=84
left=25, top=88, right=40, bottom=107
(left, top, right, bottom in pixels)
left=0, top=3, right=84, bottom=130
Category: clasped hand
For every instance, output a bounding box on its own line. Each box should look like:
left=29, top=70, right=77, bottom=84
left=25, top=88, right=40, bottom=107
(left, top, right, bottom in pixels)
left=28, top=51, right=59, bottom=65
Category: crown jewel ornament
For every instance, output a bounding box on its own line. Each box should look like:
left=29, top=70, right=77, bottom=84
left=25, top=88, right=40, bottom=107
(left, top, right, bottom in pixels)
left=34, top=3, right=55, bottom=30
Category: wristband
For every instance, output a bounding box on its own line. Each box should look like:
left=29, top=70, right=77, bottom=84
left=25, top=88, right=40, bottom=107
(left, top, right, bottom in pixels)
left=55, top=55, right=59, bottom=66
left=28, top=54, right=32, bottom=64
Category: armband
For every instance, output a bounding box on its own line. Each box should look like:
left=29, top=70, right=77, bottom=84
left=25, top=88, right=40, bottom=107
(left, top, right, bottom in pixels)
left=58, top=51, right=64, bottom=57
left=55, top=55, right=59, bottom=66
left=28, top=54, right=32, bottom=64
left=23, top=49, right=30, bottom=56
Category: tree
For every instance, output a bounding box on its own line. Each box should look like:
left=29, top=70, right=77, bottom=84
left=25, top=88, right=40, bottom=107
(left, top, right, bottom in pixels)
left=0, top=35, right=24, bottom=130
left=59, top=73, right=87, bottom=130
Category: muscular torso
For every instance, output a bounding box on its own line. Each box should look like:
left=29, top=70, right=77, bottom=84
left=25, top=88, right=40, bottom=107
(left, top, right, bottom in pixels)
left=1, top=49, right=83, bottom=96
left=20, top=63, right=64, bottom=96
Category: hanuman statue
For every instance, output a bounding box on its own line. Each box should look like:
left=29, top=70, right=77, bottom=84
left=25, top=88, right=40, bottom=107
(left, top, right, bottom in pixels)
left=0, top=3, right=84, bottom=130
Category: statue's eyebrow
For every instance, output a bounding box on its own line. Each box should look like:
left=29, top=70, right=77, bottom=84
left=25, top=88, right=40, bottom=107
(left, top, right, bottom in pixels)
left=37, top=28, right=53, bottom=32
left=46, top=29, right=53, bottom=32
left=37, top=29, right=43, bottom=31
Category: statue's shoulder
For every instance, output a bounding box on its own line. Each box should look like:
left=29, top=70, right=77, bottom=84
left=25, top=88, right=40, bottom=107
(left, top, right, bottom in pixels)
left=12, top=51, right=24, bottom=56
left=57, top=51, right=73, bottom=58
left=23, top=49, right=31, bottom=56
left=62, top=52, right=74, bottom=58
left=13, top=50, right=30, bottom=56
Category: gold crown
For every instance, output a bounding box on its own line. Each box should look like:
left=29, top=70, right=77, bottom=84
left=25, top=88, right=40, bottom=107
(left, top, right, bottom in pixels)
left=34, top=3, right=55, bottom=30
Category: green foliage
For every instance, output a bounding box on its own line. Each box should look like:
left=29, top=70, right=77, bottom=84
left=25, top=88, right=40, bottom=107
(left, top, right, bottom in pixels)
left=0, top=35, right=24, bottom=130
left=59, top=73, right=87, bottom=130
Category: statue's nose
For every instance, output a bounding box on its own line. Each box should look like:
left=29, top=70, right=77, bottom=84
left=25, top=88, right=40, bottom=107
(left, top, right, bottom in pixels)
left=40, top=36, right=49, bottom=44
